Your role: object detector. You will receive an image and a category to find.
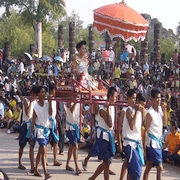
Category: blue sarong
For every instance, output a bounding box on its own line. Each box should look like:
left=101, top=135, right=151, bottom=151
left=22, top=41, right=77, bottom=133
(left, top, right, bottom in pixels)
left=125, top=145, right=142, bottom=180
left=66, top=121, right=80, bottom=140
left=146, top=133, right=162, bottom=165
left=26, top=121, right=33, bottom=139
left=124, top=137, right=144, bottom=166
left=98, top=126, right=116, bottom=155
left=49, top=117, right=59, bottom=142
left=148, top=133, right=162, bottom=149
left=35, top=124, right=50, bottom=137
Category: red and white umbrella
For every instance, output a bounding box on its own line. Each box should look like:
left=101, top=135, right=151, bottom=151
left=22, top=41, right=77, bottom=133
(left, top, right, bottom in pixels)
left=93, top=1, right=149, bottom=42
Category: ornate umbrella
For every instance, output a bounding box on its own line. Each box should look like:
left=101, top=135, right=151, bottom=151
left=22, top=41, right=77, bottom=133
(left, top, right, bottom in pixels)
left=93, top=0, right=149, bottom=42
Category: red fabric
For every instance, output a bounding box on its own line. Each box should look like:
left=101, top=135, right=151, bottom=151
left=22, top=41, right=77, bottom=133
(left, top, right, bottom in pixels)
left=0, top=52, right=3, bottom=59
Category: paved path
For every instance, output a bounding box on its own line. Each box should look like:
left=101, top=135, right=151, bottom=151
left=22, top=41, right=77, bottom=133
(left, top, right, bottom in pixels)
left=0, top=128, right=179, bottom=180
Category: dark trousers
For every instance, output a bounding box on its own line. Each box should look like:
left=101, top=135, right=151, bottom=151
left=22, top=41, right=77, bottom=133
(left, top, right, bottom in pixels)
left=57, top=117, right=65, bottom=154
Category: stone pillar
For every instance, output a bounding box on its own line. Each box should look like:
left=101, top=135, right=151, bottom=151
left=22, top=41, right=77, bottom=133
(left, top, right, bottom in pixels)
left=153, top=23, right=161, bottom=63
left=30, top=44, right=35, bottom=59
left=136, top=50, right=140, bottom=63
left=35, top=22, right=42, bottom=57
left=105, top=32, right=112, bottom=50
left=88, top=25, right=94, bottom=54
left=3, top=42, right=11, bottom=61
left=140, top=32, right=148, bottom=64
left=69, top=22, right=75, bottom=61
left=58, top=25, right=64, bottom=49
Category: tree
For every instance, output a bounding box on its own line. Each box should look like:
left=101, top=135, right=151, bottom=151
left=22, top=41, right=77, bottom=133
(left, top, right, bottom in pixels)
left=160, top=38, right=176, bottom=61
left=42, top=29, right=57, bottom=55
left=0, top=11, right=57, bottom=57
left=0, top=0, right=66, bottom=29
left=0, top=11, right=34, bottom=57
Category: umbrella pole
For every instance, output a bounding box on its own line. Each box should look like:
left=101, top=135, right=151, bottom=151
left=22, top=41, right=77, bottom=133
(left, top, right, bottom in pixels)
left=121, top=39, right=125, bottom=54
left=115, top=37, right=119, bottom=59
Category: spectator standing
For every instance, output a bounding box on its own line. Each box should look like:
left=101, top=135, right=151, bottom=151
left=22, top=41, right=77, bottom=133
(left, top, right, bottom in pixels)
left=121, top=61, right=129, bottom=79
left=0, top=50, right=3, bottom=70
left=66, top=48, right=70, bottom=62
left=174, top=49, right=178, bottom=65
left=95, top=48, right=102, bottom=61
left=109, top=47, right=115, bottom=62
left=114, top=63, right=121, bottom=80
left=27, top=61, right=35, bottom=77
left=91, top=49, right=96, bottom=62
left=18, top=59, right=25, bottom=75
left=47, top=62, right=53, bottom=77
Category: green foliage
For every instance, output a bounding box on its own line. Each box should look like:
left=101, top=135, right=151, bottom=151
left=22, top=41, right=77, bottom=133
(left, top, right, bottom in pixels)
left=0, top=11, right=57, bottom=57
left=160, top=38, right=176, bottom=61
left=42, top=29, right=57, bottom=55
left=0, top=0, right=66, bottom=29
left=0, top=11, right=34, bottom=57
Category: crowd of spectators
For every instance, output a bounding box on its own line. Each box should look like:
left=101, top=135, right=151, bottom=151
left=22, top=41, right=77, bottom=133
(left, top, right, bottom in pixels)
left=0, top=46, right=180, bottom=166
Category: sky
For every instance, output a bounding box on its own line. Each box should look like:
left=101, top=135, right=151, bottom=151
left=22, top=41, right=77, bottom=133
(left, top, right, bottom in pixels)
left=64, top=0, right=180, bottom=33
left=0, top=0, right=179, bottom=33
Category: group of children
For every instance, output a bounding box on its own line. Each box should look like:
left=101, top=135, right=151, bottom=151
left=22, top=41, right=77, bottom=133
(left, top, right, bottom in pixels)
left=3, top=80, right=170, bottom=180
left=62, top=86, right=168, bottom=180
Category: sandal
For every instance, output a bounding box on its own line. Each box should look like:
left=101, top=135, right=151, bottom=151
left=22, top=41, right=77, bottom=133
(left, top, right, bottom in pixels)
left=18, top=165, right=26, bottom=170
left=44, top=174, right=52, bottom=180
left=53, top=162, right=62, bottom=166
left=30, top=169, right=34, bottom=173
left=82, top=161, right=87, bottom=171
left=109, top=170, right=116, bottom=175
left=75, top=169, right=82, bottom=175
left=66, top=166, right=74, bottom=171
left=34, top=171, right=42, bottom=177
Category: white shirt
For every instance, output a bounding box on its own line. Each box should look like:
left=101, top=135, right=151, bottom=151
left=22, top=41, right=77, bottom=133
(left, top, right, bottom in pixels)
left=123, top=106, right=142, bottom=149
left=4, top=83, right=10, bottom=92
left=146, top=106, right=163, bottom=149
left=22, top=98, right=36, bottom=122
left=49, top=100, right=56, bottom=128
left=91, top=52, right=96, bottom=60
left=110, top=50, right=115, bottom=61
left=0, top=102, right=4, bottom=118
left=19, top=62, right=24, bottom=74
left=143, top=63, right=149, bottom=72
left=48, top=65, right=53, bottom=76
left=121, top=63, right=129, bottom=74
left=28, top=64, right=34, bottom=76
left=34, top=100, right=50, bottom=138
left=64, top=103, right=81, bottom=130
left=96, top=105, right=115, bottom=141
